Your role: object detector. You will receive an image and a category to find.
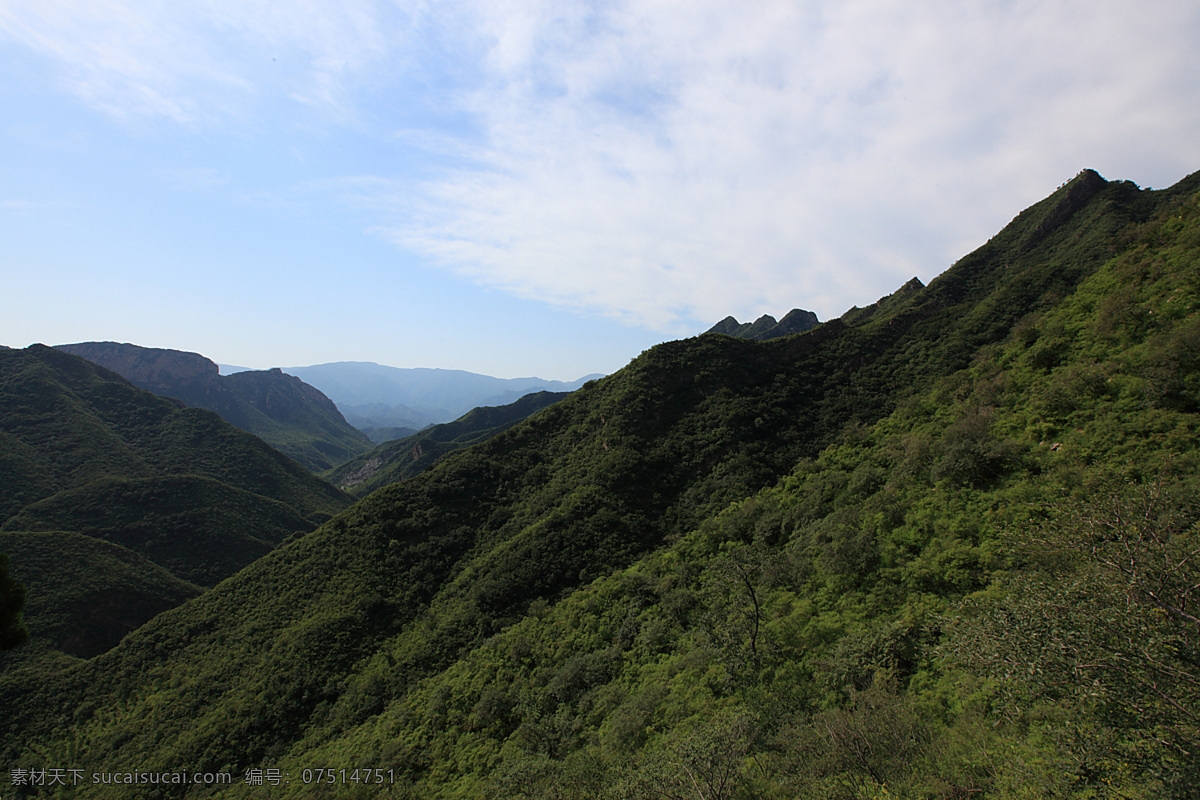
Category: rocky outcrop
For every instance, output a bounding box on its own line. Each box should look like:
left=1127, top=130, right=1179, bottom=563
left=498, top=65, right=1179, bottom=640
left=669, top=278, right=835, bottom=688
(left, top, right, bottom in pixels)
left=705, top=308, right=820, bottom=340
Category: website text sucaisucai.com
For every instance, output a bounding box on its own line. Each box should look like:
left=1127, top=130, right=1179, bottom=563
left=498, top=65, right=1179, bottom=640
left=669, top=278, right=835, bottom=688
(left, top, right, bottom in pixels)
left=10, top=768, right=233, bottom=789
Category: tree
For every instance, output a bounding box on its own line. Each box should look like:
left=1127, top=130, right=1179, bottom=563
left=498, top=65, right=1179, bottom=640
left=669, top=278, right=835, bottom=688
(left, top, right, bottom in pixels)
left=944, top=480, right=1200, bottom=797
left=640, top=711, right=758, bottom=800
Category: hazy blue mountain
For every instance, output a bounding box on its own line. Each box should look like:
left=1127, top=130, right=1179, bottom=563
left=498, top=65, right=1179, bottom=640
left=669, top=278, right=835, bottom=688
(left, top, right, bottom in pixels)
left=356, top=423, right=421, bottom=445
left=218, top=364, right=252, bottom=375
left=339, top=402, right=433, bottom=435
left=56, top=342, right=373, bottom=471
left=283, top=361, right=603, bottom=430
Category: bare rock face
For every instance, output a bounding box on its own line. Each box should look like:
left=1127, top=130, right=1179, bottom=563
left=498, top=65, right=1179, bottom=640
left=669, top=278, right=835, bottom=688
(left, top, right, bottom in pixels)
left=57, top=341, right=220, bottom=395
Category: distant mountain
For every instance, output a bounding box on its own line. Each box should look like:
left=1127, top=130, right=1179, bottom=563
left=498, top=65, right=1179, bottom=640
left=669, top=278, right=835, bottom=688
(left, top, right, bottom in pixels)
left=283, top=361, right=602, bottom=431
left=0, top=345, right=351, bottom=656
left=326, top=390, right=571, bottom=494
left=55, top=342, right=373, bottom=471
left=339, top=402, right=431, bottom=438
left=356, top=423, right=420, bottom=445
left=706, top=308, right=820, bottom=339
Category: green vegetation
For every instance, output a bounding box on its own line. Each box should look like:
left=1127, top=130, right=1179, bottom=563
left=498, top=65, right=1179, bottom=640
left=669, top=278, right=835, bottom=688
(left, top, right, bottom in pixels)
left=0, top=346, right=352, bottom=664
left=0, top=531, right=200, bottom=658
left=2, top=168, right=1199, bottom=798
left=3, top=476, right=312, bottom=586
left=327, top=391, right=570, bottom=495
left=705, top=308, right=820, bottom=339
left=0, top=345, right=350, bottom=522
left=0, top=549, right=26, bottom=651
left=217, top=369, right=375, bottom=471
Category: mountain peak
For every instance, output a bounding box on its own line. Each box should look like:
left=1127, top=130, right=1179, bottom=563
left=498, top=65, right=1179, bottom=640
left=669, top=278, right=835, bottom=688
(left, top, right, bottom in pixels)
left=705, top=308, right=820, bottom=340
left=56, top=341, right=219, bottom=389
left=53, top=342, right=372, bottom=471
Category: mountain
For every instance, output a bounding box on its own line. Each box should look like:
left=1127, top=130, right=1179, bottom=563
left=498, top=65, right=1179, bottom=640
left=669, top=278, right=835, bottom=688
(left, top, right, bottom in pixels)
left=55, top=342, right=373, bottom=471
left=283, top=361, right=603, bottom=432
left=354, top=422, right=420, bottom=444
left=0, top=531, right=201, bottom=658
left=4, top=474, right=315, bottom=586
left=0, top=346, right=348, bottom=521
left=0, top=345, right=352, bottom=660
left=326, top=390, right=572, bottom=495
left=706, top=307, right=820, bottom=339
left=4, top=168, right=1200, bottom=798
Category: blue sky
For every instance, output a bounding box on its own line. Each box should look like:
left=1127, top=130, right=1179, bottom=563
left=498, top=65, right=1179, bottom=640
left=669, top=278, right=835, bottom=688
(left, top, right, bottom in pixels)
left=2, top=1, right=1198, bottom=381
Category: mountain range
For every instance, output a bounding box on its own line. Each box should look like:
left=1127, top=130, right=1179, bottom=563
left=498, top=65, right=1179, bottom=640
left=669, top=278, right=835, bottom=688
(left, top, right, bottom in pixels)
left=2, top=167, right=1199, bottom=798
left=325, top=390, right=573, bottom=495
left=55, top=342, right=373, bottom=472
left=281, top=362, right=602, bottom=438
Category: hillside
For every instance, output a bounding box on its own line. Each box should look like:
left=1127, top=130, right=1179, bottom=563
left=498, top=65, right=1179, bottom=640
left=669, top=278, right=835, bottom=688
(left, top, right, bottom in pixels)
left=327, top=390, right=571, bottom=494
left=55, top=342, right=373, bottom=471
left=0, top=346, right=352, bottom=664
left=2, top=168, right=1199, bottom=798
left=0, top=346, right=349, bottom=522
left=0, top=531, right=201, bottom=658
left=4, top=475, right=314, bottom=586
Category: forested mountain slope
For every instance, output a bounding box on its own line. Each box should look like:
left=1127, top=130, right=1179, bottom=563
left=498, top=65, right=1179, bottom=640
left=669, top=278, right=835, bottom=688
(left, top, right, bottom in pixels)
left=3, top=168, right=1198, bottom=799
left=327, top=390, right=571, bottom=495
left=55, top=342, right=373, bottom=472
left=0, top=531, right=201, bottom=658
left=0, top=345, right=349, bottom=525
left=0, top=347, right=352, bottom=662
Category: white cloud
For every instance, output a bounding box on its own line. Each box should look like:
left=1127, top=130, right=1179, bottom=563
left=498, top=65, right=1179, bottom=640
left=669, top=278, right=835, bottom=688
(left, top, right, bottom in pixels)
left=0, top=0, right=404, bottom=124
left=386, top=0, right=1200, bottom=327
left=3, top=0, right=1199, bottom=328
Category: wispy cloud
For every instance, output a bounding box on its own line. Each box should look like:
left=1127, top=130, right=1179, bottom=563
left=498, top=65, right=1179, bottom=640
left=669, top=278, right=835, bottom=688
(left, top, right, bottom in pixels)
left=3, top=0, right=1198, bottom=329
left=0, top=0, right=402, bottom=125
left=388, top=0, right=1200, bottom=327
